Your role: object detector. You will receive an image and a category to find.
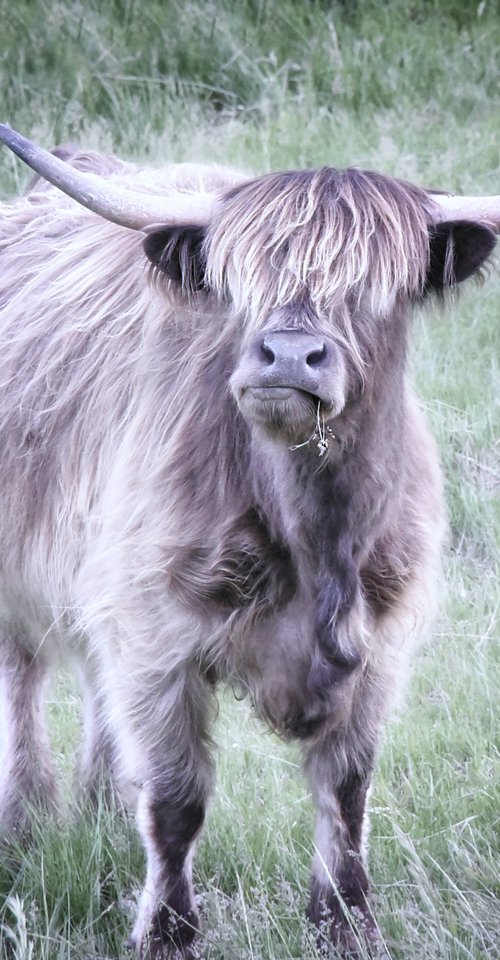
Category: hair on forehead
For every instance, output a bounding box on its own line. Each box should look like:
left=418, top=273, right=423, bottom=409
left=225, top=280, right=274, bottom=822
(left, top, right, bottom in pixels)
left=206, top=166, right=433, bottom=322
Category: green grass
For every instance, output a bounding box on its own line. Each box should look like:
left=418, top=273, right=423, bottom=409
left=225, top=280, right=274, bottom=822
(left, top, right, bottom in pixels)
left=0, top=1, right=499, bottom=957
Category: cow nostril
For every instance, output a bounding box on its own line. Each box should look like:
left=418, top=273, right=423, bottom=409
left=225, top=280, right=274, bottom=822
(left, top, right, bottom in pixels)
left=260, top=341, right=275, bottom=365
left=306, top=344, right=327, bottom=367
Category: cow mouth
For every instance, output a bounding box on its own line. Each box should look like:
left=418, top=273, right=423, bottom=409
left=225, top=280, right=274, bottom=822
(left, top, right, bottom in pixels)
left=238, top=384, right=334, bottom=440
left=244, top=385, right=332, bottom=410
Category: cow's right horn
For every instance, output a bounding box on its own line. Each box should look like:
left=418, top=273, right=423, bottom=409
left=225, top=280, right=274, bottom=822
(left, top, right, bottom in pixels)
left=0, top=123, right=215, bottom=230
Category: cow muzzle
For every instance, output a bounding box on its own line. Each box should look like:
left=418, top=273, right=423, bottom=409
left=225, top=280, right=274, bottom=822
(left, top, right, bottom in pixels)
left=232, top=329, right=345, bottom=438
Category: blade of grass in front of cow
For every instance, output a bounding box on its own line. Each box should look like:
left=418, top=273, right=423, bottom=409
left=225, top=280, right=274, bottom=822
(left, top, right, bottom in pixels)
left=0, top=1, right=498, bottom=957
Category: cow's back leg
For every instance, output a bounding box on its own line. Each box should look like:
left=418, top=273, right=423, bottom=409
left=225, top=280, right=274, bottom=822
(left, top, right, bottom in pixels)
left=75, top=657, right=119, bottom=806
left=0, top=635, right=58, bottom=837
left=106, top=663, right=214, bottom=960
left=304, top=693, right=380, bottom=955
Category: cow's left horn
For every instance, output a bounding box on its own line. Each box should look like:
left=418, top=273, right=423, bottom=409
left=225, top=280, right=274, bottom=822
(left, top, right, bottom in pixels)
left=0, top=123, right=215, bottom=230
left=429, top=193, right=500, bottom=232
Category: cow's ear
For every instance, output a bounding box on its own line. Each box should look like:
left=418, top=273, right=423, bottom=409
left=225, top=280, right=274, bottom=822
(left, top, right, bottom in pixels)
left=426, top=220, right=496, bottom=293
left=143, top=225, right=207, bottom=293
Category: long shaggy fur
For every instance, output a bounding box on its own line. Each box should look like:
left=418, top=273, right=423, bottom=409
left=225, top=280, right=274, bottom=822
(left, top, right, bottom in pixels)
left=0, top=149, right=475, bottom=958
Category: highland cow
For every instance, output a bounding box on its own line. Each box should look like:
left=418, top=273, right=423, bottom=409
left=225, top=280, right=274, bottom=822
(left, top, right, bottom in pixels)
left=0, top=124, right=498, bottom=958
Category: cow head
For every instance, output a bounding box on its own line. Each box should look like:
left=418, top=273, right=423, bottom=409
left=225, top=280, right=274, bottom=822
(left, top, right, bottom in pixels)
left=142, top=168, right=497, bottom=446
left=0, top=124, right=497, bottom=450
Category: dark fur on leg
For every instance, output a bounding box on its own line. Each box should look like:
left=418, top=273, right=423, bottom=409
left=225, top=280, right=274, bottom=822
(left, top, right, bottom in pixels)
left=305, top=720, right=380, bottom=957
left=307, top=858, right=379, bottom=957
left=132, top=794, right=206, bottom=958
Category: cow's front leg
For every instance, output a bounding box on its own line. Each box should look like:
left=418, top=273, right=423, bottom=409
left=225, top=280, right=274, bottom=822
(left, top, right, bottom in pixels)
left=304, top=727, right=379, bottom=956
left=133, top=786, right=207, bottom=960
left=114, top=670, right=214, bottom=960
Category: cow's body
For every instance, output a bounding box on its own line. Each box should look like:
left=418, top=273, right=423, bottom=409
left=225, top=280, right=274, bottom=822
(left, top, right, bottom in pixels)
left=0, top=148, right=495, bottom=958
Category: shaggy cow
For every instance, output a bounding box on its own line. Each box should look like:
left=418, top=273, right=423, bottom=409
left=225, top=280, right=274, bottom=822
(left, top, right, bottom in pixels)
left=0, top=125, right=498, bottom=958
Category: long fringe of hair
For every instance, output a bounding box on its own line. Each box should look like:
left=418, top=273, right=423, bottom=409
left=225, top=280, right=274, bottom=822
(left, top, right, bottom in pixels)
left=206, top=167, right=434, bottom=370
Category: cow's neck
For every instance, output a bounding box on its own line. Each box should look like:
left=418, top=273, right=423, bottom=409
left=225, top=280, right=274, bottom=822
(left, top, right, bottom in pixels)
left=254, top=374, right=407, bottom=548
left=250, top=364, right=408, bottom=669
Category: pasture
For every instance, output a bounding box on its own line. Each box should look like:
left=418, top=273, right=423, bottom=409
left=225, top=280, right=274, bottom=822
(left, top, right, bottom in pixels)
left=0, top=1, right=498, bottom=957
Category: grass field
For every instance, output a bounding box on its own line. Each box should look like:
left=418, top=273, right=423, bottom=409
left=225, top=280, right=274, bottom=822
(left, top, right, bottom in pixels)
left=0, top=1, right=498, bottom=957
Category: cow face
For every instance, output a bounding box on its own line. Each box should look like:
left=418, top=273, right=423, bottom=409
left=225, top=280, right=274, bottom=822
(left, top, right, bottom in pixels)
left=143, top=219, right=353, bottom=445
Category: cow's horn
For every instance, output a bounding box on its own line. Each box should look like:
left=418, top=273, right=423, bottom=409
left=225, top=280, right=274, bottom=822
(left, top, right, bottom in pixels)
left=429, top=193, right=500, bottom=232
left=0, top=123, right=214, bottom=230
